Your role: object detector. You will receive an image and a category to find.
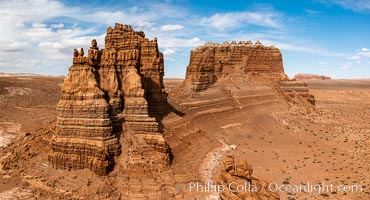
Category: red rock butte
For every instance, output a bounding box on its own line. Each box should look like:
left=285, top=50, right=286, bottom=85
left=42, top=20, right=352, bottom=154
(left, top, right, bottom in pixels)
left=185, top=41, right=284, bottom=92
left=48, top=23, right=169, bottom=175
left=181, top=40, right=315, bottom=105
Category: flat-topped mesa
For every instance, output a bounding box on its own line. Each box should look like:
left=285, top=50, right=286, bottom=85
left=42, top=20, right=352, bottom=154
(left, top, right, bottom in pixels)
left=185, top=40, right=284, bottom=92
left=294, top=73, right=332, bottom=81
left=183, top=40, right=315, bottom=105
left=49, top=23, right=169, bottom=175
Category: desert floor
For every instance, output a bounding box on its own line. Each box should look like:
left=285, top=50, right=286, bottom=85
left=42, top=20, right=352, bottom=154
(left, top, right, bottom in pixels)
left=0, top=75, right=369, bottom=199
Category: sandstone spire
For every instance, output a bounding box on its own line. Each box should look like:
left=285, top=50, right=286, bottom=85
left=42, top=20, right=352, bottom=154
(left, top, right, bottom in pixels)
left=49, top=23, right=169, bottom=175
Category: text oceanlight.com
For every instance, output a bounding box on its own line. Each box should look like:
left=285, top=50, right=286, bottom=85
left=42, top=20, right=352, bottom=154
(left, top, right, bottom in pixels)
left=187, top=181, right=364, bottom=194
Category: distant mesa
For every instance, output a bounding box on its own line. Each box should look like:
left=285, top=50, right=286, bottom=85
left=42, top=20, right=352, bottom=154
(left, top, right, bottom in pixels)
left=0, top=72, right=41, bottom=77
left=49, top=23, right=169, bottom=175
left=294, top=73, right=332, bottom=81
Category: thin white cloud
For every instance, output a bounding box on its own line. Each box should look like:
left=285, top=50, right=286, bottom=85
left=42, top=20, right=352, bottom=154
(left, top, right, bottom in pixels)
left=0, top=42, right=29, bottom=52
left=347, top=55, right=361, bottom=60
left=161, top=24, right=184, bottom=31
left=163, top=49, right=176, bottom=55
left=158, top=37, right=204, bottom=48
left=24, top=27, right=54, bottom=39
left=340, top=62, right=353, bottom=70
left=344, top=48, right=370, bottom=66
left=51, top=23, right=64, bottom=28
left=319, top=0, right=370, bottom=12
left=358, top=52, right=370, bottom=57
left=269, top=41, right=347, bottom=57
left=201, top=10, right=281, bottom=30
left=86, top=11, right=156, bottom=27
left=32, top=23, right=47, bottom=28
left=317, top=62, right=327, bottom=65
left=358, top=48, right=370, bottom=57
left=165, top=57, right=176, bottom=61
left=304, top=8, right=320, bottom=14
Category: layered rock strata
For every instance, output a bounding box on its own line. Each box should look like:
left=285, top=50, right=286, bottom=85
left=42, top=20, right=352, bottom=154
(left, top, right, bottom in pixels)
left=280, top=80, right=316, bottom=105
left=185, top=41, right=284, bottom=92
left=49, top=23, right=169, bottom=175
left=183, top=41, right=315, bottom=105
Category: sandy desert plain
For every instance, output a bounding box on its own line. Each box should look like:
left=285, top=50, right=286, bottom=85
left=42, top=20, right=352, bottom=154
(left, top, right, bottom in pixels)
left=0, top=72, right=369, bottom=199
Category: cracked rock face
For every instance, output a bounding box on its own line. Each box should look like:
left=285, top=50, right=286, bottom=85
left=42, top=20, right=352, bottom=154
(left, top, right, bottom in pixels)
left=49, top=23, right=169, bottom=175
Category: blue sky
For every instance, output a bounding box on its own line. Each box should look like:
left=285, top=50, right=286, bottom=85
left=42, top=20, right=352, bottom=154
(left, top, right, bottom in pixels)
left=0, top=0, right=369, bottom=78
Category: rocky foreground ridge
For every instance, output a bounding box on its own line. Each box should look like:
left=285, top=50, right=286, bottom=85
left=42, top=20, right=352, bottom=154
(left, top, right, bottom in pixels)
left=49, top=23, right=169, bottom=175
